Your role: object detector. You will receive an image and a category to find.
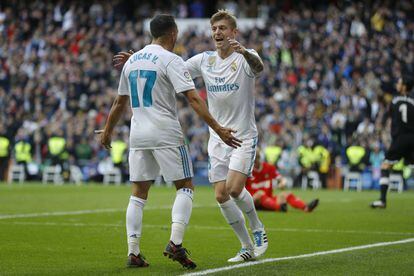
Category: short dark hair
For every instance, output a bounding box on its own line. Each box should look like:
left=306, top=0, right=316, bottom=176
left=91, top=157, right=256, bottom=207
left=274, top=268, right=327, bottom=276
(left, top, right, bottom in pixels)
left=150, top=14, right=177, bottom=39
left=401, top=74, right=414, bottom=92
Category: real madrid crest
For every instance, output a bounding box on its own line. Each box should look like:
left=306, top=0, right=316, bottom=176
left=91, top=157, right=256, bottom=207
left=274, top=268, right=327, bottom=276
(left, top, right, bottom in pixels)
left=208, top=56, right=216, bottom=66
left=231, top=61, right=237, bottom=72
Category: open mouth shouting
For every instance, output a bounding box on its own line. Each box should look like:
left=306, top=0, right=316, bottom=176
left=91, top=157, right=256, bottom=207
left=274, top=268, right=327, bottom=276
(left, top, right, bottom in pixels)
left=214, top=37, right=225, bottom=47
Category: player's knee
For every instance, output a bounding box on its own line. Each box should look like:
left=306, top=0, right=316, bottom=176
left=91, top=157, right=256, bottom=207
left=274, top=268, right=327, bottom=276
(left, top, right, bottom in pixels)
left=215, top=192, right=230, bottom=203
left=131, top=188, right=147, bottom=199
left=131, top=192, right=147, bottom=200
left=224, top=182, right=242, bottom=198
left=228, top=187, right=242, bottom=199
left=131, top=182, right=151, bottom=197
left=174, top=177, right=193, bottom=190
left=132, top=189, right=148, bottom=199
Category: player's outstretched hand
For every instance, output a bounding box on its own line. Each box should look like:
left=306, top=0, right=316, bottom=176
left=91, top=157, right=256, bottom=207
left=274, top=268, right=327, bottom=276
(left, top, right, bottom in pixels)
left=227, top=38, right=246, bottom=55
left=216, top=127, right=242, bottom=148
left=94, top=129, right=112, bottom=150
left=112, top=50, right=134, bottom=70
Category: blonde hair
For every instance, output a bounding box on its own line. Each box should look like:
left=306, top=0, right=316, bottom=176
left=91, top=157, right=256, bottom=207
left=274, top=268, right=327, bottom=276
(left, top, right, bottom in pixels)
left=210, top=9, right=237, bottom=29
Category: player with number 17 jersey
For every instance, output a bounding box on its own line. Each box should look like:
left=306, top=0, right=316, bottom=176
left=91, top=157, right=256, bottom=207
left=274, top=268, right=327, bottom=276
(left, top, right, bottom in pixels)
left=118, top=44, right=195, bottom=149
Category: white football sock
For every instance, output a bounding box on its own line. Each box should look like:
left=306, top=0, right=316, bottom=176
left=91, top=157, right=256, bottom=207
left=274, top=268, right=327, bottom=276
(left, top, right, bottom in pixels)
left=126, top=195, right=146, bottom=256
left=219, top=199, right=253, bottom=249
left=170, top=188, right=193, bottom=245
left=232, top=188, right=263, bottom=231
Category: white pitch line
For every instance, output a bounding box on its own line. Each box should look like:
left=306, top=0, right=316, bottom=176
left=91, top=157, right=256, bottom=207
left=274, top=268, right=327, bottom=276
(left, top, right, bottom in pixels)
left=5, top=221, right=122, bottom=227
left=0, top=204, right=214, bottom=220
left=183, top=238, right=414, bottom=276
left=0, top=208, right=124, bottom=220
left=186, top=225, right=414, bottom=237
left=2, top=221, right=414, bottom=237
left=0, top=206, right=166, bottom=220
left=261, top=227, right=414, bottom=237
left=0, top=197, right=359, bottom=220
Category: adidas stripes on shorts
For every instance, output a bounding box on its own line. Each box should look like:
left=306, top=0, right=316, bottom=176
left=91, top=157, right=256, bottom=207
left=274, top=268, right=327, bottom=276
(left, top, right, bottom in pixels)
left=129, top=145, right=193, bottom=182
left=208, top=136, right=258, bottom=183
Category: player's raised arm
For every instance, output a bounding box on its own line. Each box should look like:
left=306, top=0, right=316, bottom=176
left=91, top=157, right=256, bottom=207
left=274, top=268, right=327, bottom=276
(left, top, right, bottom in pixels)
left=227, top=37, right=263, bottom=75
left=183, top=89, right=242, bottom=148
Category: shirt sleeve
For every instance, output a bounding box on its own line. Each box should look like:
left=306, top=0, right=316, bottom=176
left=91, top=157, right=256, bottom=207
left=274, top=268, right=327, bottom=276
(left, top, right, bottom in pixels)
left=184, top=53, right=204, bottom=79
left=242, top=49, right=262, bottom=78
left=117, top=65, right=129, bottom=96
left=166, top=56, right=196, bottom=94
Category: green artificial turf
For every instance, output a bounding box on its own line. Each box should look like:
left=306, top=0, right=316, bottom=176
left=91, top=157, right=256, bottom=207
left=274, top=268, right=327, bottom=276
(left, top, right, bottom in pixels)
left=0, top=183, right=413, bottom=275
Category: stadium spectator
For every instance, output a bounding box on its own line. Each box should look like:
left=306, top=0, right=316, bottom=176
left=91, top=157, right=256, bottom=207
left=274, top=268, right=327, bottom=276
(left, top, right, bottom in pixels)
left=345, top=139, right=368, bottom=172
left=0, top=124, right=11, bottom=181
left=0, top=0, right=413, bottom=187
left=13, top=128, right=33, bottom=179
left=264, top=142, right=283, bottom=166
left=47, top=129, right=70, bottom=180
left=369, top=141, right=385, bottom=187
left=313, top=141, right=330, bottom=189
left=109, top=132, right=128, bottom=181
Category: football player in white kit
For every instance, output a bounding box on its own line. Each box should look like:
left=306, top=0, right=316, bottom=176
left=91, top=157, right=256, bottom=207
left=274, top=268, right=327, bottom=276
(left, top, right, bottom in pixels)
left=98, top=14, right=241, bottom=269
left=112, top=10, right=267, bottom=263
left=184, top=10, right=268, bottom=262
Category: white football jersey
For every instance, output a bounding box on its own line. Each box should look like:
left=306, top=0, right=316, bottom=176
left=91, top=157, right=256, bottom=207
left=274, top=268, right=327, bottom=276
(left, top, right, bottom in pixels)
left=185, top=50, right=259, bottom=141
left=118, top=44, right=195, bottom=149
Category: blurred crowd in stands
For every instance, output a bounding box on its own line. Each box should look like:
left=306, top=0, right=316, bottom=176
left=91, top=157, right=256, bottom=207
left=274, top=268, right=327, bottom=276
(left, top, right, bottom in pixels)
left=0, top=0, right=413, bottom=187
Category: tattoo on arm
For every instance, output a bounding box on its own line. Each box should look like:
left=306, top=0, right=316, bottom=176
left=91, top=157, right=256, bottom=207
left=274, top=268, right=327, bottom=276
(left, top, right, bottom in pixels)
left=242, top=51, right=264, bottom=75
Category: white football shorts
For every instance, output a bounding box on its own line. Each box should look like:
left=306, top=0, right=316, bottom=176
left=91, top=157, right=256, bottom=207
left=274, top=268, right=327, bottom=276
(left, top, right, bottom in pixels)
left=129, top=145, right=193, bottom=182
left=208, top=136, right=258, bottom=183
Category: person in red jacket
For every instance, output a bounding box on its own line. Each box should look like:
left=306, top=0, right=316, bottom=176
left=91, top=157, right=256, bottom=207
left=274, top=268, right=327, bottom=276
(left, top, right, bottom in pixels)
left=246, top=150, right=319, bottom=212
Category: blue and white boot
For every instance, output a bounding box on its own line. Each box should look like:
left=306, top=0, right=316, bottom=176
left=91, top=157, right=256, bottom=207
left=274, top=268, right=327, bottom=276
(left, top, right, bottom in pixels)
left=227, top=247, right=255, bottom=262
left=253, top=228, right=268, bottom=257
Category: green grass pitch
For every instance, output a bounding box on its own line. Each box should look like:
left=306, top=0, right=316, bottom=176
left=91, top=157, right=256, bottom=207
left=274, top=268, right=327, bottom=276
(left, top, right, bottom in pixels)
left=0, top=183, right=413, bottom=275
